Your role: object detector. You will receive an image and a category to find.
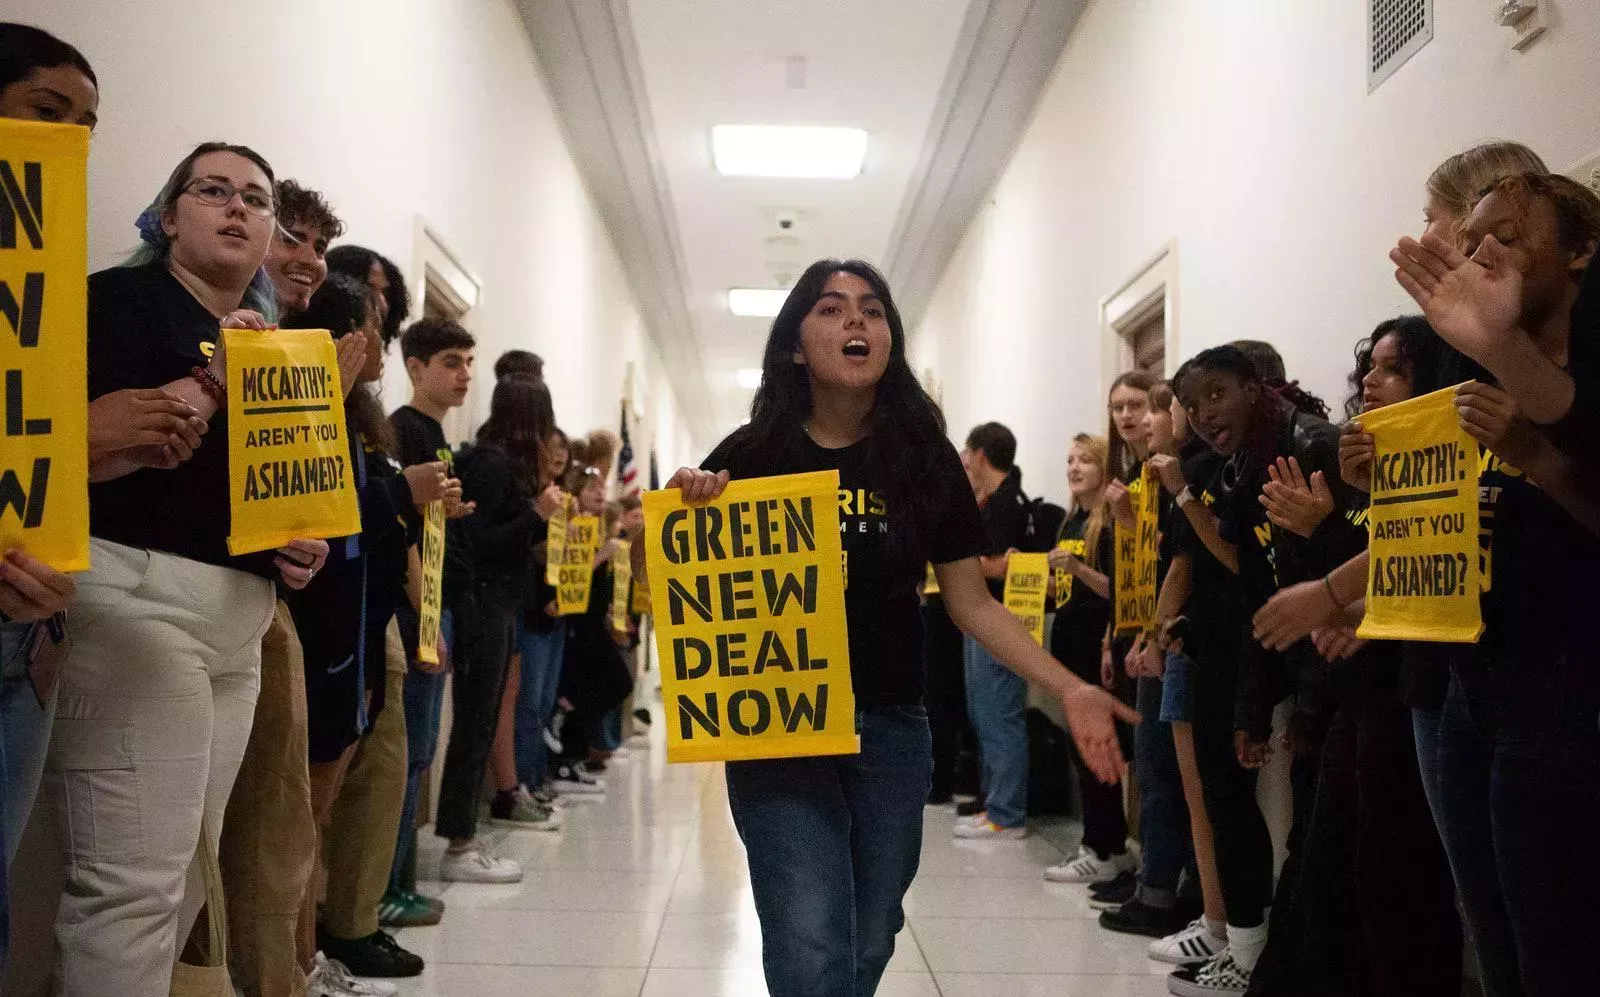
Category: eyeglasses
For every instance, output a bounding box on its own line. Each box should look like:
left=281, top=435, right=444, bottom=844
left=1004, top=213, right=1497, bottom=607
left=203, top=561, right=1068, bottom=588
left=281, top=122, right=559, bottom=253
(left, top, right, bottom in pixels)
left=182, top=178, right=276, bottom=218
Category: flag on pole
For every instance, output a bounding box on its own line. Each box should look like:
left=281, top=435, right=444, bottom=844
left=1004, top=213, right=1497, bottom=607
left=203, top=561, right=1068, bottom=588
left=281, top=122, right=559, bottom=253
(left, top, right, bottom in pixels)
left=617, top=400, right=641, bottom=498
left=649, top=447, right=659, bottom=491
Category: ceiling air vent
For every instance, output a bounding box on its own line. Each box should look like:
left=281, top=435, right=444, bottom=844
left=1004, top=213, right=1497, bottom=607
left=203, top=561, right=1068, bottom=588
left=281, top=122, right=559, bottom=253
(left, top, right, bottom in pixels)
left=1368, top=0, right=1432, bottom=93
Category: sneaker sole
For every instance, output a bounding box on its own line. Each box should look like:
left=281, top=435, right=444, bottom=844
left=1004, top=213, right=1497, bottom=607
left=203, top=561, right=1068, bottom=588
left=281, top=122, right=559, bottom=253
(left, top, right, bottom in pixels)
left=1149, top=948, right=1218, bottom=966
left=1166, top=972, right=1244, bottom=997
left=440, top=872, right=523, bottom=884
left=377, top=913, right=441, bottom=928
left=486, top=816, right=564, bottom=832
left=1086, top=894, right=1132, bottom=910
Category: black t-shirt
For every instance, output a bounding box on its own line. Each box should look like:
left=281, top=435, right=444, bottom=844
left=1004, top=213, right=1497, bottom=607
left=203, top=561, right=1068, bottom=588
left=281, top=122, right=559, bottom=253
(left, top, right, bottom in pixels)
left=701, top=429, right=985, bottom=708
left=1048, top=509, right=1110, bottom=685
left=456, top=443, right=540, bottom=599
left=1169, top=446, right=1239, bottom=662
left=978, top=470, right=1030, bottom=598
left=86, top=262, right=274, bottom=576
left=389, top=405, right=473, bottom=608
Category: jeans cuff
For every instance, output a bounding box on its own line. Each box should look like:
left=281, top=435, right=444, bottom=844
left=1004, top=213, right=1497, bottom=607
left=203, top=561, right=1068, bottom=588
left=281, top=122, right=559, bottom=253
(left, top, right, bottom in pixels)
left=1134, top=882, right=1177, bottom=908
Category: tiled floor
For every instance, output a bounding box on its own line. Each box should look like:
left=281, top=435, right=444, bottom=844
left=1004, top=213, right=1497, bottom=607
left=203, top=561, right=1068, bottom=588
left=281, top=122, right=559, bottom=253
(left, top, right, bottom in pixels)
left=393, top=735, right=1170, bottom=996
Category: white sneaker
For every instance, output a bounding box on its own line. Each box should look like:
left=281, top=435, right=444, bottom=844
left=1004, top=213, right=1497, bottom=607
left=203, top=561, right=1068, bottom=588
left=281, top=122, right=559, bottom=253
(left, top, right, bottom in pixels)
left=1150, top=918, right=1227, bottom=965
left=954, top=811, right=988, bottom=827
left=1043, top=845, right=1137, bottom=884
left=952, top=818, right=1028, bottom=840
left=553, top=763, right=606, bottom=795
left=1167, top=949, right=1251, bottom=996
left=307, top=952, right=398, bottom=997
left=609, top=747, right=633, bottom=761
left=440, top=843, right=523, bottom=883
left=626, top=732, right=650, bottom=747
left=488, top=786, right=564, bottom=832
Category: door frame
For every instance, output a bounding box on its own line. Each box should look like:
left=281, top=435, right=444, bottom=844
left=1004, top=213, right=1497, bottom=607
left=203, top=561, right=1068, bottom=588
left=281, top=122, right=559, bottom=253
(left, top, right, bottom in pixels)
left=1099, top=240, right=1179, bottom=386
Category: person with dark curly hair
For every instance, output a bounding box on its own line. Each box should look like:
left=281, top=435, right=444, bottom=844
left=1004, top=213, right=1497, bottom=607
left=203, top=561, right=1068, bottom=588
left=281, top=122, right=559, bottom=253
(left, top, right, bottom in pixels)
left=266, top=179, right=344, bottom=314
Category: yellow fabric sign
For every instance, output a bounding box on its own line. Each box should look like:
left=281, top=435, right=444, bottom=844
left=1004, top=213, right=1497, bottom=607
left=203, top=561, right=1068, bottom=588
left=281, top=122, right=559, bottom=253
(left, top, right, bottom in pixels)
left=643, top=469, right=857, bottom=764
left=0, top=120, right=90, bottom=570
left=631, top=575, right=650, bottom=615
left=545, top=493, right=571, bottom=586
left=225, top=329, right=360, bottom=555
left=1113, top=467, right=1160, bottom=634
left=1052, top=538, right=1085, bottom=609
left=1357, top=385, right=1482, bottom=643
left=1003, top=552, right=1049, bottom=646
left=611, top=539, right=632, bottom=632
left=416, top=499, right=447, bottom=665
left=556, top=514, right=600, bottom=615
left=923, top=562, right=940, bottom=596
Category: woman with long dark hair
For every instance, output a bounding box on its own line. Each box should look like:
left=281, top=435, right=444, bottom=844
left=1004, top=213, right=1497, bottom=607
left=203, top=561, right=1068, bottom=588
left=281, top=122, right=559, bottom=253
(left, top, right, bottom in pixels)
left=433, top=376, right=561, bottom=883
left=628, top=259, right=1136, bottom=996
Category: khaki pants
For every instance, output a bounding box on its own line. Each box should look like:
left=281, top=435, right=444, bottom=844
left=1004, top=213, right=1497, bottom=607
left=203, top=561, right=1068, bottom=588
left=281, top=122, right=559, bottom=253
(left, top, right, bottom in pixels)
left=322, top=627, right=408, bottom=939
left=220, top=602, right=315, bottom=997
left=295, top=620, right=408, bottom=962
left=5, top=540, right=274, bottom=997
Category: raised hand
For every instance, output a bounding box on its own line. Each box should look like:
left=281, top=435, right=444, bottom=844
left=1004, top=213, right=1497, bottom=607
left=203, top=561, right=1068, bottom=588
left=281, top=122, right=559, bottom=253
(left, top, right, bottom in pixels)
left=1338, top=421, right=1373, bottom=493
left=1259, top=456, right=1333, bottom=538
left=1391, top=232, right=1523, bottom=367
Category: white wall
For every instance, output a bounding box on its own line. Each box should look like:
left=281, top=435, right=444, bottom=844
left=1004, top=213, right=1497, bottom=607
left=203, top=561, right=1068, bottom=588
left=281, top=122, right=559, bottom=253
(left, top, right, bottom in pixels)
left=913, top=0, right=1600, bottom=502
left=9, top=0, right=695, bottom=475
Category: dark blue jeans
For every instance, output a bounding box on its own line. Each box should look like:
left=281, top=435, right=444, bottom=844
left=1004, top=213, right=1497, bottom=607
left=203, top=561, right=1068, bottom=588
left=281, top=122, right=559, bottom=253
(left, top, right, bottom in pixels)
left=1135, top=671, right=1192, bottom=901
left=513, top=621, right=566, bottom=788
left=389, top=608, right=452, bottom=894
left=725, top=705, right=931, bottom=997
left=962, top=636, right=1027, bottom=827
left=1436, top=645, right=1600, bottom=997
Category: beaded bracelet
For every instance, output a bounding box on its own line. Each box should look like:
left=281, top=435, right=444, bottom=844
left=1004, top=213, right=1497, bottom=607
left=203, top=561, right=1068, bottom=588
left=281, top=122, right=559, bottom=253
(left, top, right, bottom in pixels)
left=189, top=365, right=226, bottom=405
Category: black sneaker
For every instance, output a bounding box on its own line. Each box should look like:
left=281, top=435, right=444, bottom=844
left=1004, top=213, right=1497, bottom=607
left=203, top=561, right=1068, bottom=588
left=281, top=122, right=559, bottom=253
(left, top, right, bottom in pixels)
left=1086, top=870, right=1137, bottom=910
left=926, top=789, right=954, bottom=806
left=955, top=796, right=987, bottom=817
left=633, top=707, right=653, bottom=727
left=1098, top=897, right=1188, bottom=939
left=317, top=928, right=424, bottom=978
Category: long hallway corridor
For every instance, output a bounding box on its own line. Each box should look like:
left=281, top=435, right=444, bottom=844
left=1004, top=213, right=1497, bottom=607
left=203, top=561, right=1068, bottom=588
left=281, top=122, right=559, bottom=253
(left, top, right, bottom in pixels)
left=393, top=724, right=1165, bottom=996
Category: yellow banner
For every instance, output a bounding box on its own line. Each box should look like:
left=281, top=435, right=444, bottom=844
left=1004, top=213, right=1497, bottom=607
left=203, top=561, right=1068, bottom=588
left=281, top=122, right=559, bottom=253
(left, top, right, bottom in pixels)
left=1003, top=552, right=1049, bottom=646
left=0, top=120, right=90, bottom=570
left=416, top=499, right=446, bottom=665
left=556, top=514, right=600, bottom=615
left=1052, top=537, right=1085, bottom=608
left=225, top=329, right=360, bottom=554
left=1357, top=385, right=1482, bottom=643
left=642, top=469, right=857, bottom=764
left=631, top=575, right=650, bottom=615
left=611, top=539, right=632, bottom=632
left=545, top=493, right=571, bottom=586
left=1113, top=466, right=1159, bottom=634
left=923, top=562, right=940, bottom=596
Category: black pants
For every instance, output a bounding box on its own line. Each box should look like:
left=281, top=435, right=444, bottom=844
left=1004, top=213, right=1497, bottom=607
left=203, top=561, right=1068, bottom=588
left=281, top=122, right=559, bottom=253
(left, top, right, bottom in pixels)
left=1189, top=640, right=1272, bottom=929
left=922, top=597, right=969, bottom=797
left=434, top=583, right=516, bottom=841
left=1248, top=701, right=1461, bottom=997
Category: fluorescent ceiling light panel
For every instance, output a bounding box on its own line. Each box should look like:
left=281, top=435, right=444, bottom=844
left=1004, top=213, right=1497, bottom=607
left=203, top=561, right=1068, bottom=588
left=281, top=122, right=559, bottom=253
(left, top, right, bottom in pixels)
left=728, top=288, right=790, bottom=318
left=735, top=368, right=763, bottom=390
left=712, top=125, right=868, bottom=179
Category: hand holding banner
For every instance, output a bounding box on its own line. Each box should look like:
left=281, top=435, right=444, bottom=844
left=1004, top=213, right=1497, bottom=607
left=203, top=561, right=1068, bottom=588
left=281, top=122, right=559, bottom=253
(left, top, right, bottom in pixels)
left=1052, top=538, right=1085, bottom=608
left=225, top=328, right=361, bottom=554
left=0, top=119, right=90, bottom=570
left=545, top=493, right=571, bottom=586
left=1003, top=552, right=1049, bottom=645
left=642, top=469, right=856, bottom=764
left=1113, top=466, right=1160, bottom=634
left=1357, top=385, right=1483, bottom=643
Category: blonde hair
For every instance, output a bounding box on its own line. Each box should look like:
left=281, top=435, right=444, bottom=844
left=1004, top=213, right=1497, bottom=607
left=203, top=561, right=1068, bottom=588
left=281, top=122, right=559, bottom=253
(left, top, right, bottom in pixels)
left=1066, top=433, right=1111, bottom=570
left=1426, top=141, right=1548, bottom=238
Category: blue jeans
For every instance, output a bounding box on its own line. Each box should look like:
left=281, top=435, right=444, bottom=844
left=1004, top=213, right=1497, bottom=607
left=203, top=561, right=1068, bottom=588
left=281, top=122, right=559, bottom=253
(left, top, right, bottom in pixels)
left=726, top=705, right=930, bottom=997
left=1412, top=707, right=1445, bottom=836
left=589, top=708, right=623, bottom=752
left=390, top=608, right=452, bottom=894
left=1135, top=670, right=1192, bottom=900
left=1, top=620, right=55, bottom=969
left=962, top=636, right=1027, bottom=827
left=513, top=621, right=566, bottom=788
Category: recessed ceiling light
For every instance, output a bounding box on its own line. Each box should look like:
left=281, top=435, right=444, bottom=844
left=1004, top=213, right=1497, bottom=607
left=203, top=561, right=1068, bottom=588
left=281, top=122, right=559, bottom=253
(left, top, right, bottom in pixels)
left=735, top=368, right=763, bottom=390
left=712, top=125, right=868, bottom=179
left=728, top=288, right=791, bottom=318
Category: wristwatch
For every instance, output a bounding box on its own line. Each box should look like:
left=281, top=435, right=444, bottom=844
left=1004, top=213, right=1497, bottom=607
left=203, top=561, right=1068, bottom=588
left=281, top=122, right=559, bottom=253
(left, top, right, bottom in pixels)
left=1175, top=485, right=1195, bottom=508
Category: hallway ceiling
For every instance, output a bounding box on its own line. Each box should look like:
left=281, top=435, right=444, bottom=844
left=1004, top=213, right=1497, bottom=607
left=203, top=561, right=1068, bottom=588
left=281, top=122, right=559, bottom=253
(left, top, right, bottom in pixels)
left=516, top=0, right=1087, bottom=445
